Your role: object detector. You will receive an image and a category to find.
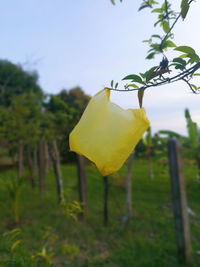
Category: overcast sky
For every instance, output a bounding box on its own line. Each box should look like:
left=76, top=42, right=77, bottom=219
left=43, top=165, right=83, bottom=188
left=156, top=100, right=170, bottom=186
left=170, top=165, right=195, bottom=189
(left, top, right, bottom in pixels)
left=1, top=0, right=200, bottom=135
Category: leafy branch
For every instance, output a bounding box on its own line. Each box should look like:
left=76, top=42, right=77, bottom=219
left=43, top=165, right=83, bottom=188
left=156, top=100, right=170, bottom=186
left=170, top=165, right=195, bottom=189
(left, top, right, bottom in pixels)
left=107, top=61, right=200, bottom=92
left=108, top=0, right=200, bottom=97
left=160, top=0, right=195, bottom=48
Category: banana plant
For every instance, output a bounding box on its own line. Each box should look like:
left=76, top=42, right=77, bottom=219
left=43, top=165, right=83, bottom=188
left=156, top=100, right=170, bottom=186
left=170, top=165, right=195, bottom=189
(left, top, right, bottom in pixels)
left=158, top=109, right=200, bottom=177
left=1, top=176, right=24, bottom=224
left=158, top=130, right=183, bottom=139
left=184, top=108, right=200, bottom=177
left=154, top=130, right=185, bottom=175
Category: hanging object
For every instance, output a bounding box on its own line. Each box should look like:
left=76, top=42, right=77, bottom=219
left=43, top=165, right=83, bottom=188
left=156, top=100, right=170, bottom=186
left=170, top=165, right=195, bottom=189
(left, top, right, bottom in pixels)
left=69, top=88, right=150, bottom=176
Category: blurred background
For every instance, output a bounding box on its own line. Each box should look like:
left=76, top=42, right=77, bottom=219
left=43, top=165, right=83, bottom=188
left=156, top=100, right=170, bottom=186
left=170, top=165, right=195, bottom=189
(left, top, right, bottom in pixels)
left=0, top=1, right=200, bottom=266
left=1, top=0, right=200, bottom=133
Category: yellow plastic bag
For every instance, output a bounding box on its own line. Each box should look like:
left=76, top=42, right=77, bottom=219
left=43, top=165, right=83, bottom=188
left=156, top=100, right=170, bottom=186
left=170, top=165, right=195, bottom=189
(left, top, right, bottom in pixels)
left=69, top=88, right=150, bottom=176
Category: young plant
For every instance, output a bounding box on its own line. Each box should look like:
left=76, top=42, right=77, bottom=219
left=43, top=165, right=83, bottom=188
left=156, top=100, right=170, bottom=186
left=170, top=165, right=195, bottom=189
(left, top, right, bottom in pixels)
left=1, top=175, right=24, bottom=224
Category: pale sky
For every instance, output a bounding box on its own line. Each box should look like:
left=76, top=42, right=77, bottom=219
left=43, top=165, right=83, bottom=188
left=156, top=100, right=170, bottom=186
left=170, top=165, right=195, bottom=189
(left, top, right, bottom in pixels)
left=1, top=0, right=200, bottom=135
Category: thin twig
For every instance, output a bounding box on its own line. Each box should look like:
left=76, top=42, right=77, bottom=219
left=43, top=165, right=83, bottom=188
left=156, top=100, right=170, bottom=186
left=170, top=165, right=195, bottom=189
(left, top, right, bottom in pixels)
left=165, top=0, right=170, bottom=25
left=182, top=78, right=196, bottom=94
left=161, top=14, right=180, bottom=47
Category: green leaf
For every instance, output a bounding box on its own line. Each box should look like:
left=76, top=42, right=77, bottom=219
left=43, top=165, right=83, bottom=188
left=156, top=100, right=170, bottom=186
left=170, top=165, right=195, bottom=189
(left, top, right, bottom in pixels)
left=172, top=57, right=187, bottom=66
left=146, top=52, right=155, bottom=59
left=162, top=21, right=170, bottom=33
left=151, top=34, right=161, bottom=39
left=111, top=80, right=114, bottom=87
left=154, top=19, right=162, bottom=27
left=127, top=84, right=139, bottom=88
left=174, top=46, right=196, bottom=55
left=115, top=82, right=118, bottom=89
left=179, top=54, right=188, bottom=58
left=175, top=46, right=200, bottom=63
left=122, top=74, right=143, bottom=84
left=143, top=39, right=151, bottom=43
left=165, top=40, right=176, bottom=47
left=149, top=43, right=160, bottom=52
left=175, top=64, right=185, bottom=70
left=138, top=88, right=145, bottom=108
left=11, top=240, right=22, bottom=251
left=161, top=2, right=167, bottom=10
left=188, top=54, right=200, bottom=63
left=181, top=0, right=189, bottom=20
left=159, top=130, right=182, bottom=139
left=138, top=4, right=152, bottom=11
left=191, top=84, right=198, bottom=90
left=151, top=8, right=162, bottom=13
left=144, top=66, right=157, bottom=82
left=139, top=73, right=145, bottom=78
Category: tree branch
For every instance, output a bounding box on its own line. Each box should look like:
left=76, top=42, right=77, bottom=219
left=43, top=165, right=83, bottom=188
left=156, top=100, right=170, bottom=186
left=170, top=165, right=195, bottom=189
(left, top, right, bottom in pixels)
left=161, top=0, right=195, bottom=48
left=107, top=0, right=199, bottom=94
left=182, top=78, right=196, bottom=94
left=107, top=62, right=200, bottom=93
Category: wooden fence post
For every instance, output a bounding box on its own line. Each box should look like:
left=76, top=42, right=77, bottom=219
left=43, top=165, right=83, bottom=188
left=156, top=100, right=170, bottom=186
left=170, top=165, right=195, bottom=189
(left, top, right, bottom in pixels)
left=38, top=138, right=46, bottom=195
left=126, top=152, right=134, bottom=218
left=168, top=138, right=193, bottom=264
left=18, top=142, right=24, bottom=178
left=103, top=176, right=109, bottom=226
left=27, top=145, right=35, bottom=187
left=48, top=141, right=65, bottom=203
left=77, top=155, right=87, bottom=218
left=121, top=152, right=134, bottom=227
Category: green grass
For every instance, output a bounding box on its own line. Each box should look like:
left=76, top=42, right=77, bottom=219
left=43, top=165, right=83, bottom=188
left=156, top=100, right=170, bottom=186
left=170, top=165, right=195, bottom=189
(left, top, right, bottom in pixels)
left=0, top=159, right=200, bottom=266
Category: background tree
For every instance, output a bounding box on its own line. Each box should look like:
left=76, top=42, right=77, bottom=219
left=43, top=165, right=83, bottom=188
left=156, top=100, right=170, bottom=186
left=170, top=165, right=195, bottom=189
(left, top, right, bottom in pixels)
left=0, top=91, right=43, bottom=182
left=58, top=87, right=90, bottom=121
left=184, top=108, right=200, bottom=177
left=57, top=87, right=90, bottom=216
left=0, top=60, right=43, bottom=185
left=43, top=95, right=71, bottom=202
left=0, top=60, right=42, bottom=107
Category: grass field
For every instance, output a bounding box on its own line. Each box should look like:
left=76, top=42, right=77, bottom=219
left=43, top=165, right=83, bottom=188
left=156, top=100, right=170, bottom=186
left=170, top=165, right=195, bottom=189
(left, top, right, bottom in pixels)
left=0, top=159, right=200, bottom=266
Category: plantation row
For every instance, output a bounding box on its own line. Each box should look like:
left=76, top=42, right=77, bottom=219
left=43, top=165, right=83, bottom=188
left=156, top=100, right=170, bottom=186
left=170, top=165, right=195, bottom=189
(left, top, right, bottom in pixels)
left=0, top=60, right=200, bottom=266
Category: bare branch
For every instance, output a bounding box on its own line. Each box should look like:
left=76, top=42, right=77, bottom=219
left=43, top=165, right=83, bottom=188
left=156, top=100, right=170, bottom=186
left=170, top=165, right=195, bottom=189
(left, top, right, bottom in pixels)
left=182, top=78, right=197, bottom=94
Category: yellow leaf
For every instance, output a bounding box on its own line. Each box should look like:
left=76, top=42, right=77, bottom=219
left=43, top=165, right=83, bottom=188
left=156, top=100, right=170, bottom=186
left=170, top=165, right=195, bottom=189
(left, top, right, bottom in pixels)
left=11, top=240, right=22, bottom=251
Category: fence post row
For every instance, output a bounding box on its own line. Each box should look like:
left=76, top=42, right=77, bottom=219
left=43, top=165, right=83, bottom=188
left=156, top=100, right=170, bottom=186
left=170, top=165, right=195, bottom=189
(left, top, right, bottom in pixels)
left=168, top=138, right=193, bottom=264
left=77, top=154, right=88, bottom=218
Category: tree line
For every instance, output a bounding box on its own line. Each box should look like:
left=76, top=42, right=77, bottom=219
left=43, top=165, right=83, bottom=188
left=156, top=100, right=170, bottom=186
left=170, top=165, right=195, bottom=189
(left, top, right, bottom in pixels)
left=0, top=59, right=90, bottom=203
